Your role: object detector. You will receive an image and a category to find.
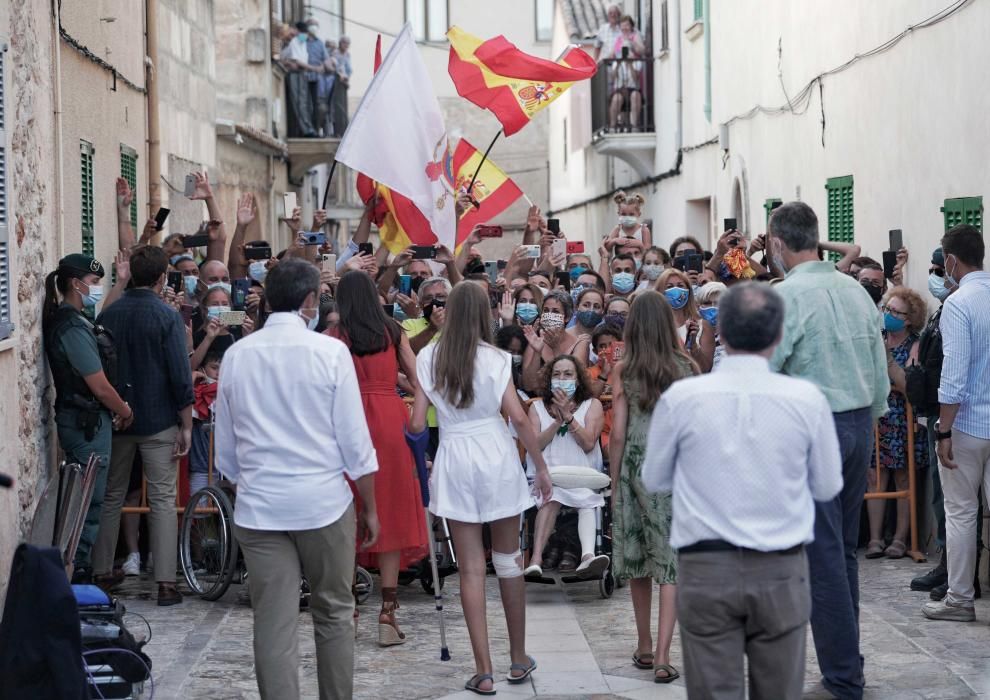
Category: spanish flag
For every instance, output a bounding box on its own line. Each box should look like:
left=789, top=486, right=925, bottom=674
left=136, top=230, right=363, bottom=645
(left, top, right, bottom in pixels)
left=453, top=139, right=523, bottom=248
left=447, top=26, right=597, bottom=136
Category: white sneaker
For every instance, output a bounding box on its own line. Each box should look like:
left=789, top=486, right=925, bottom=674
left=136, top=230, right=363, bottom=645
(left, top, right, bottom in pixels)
left=122, top=552, right=141, bottom=577
left=922, top=599, right=975, bottom=622
left=523, top=564, right=543, bottom=578
left=575, top=554, right=610, bottom=579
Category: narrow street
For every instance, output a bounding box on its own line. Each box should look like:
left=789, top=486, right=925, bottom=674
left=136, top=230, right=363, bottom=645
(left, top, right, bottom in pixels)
left=118, top=555, right=990, bottom=699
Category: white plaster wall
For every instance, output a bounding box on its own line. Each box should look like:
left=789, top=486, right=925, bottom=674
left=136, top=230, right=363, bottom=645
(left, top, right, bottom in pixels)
left=548, top=0, right=990, bottom=302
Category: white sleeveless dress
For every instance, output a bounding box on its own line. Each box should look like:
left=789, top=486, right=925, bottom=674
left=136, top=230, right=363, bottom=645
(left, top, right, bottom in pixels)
left=417, top=343, right=532, bottom=523
left=525, top=399, right=605, bottom=509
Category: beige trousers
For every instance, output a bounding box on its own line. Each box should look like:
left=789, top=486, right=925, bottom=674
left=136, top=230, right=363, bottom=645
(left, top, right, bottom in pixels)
left=234, top=504, right=356, bottom=700
left=92, top=426, right=178, bottom=582
left=941, top=429, right=990, bottom=606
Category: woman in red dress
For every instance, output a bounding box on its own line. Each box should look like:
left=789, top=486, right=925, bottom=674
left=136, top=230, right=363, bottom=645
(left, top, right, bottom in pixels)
left=330, top=271, right=428, bottom=646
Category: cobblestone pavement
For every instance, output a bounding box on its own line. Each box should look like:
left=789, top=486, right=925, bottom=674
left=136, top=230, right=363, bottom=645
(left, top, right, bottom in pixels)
left=116, top=554, right=990, bottom=699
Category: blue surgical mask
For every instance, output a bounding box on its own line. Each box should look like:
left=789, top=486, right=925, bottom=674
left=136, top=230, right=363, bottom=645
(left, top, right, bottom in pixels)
left=618, top=215, right=638, bottom=228
left=77, top=280, right=104, bottom=308
left=551, top=378, right=577, bottom=398
left=169, top=254, right=186, bottom=266
left=392, top=304, right=408, bottom=322
left=612, top=272, right=635, bottom=293
left=183, top=275, right=199, bottom=298
left=249, top=261, right=268, bottom=284
left=664, top=287, right=689, bottom=310
left=209, top=282, right=232, bottom=295
left=634, top=258, right=642, bottom=271
left=699, top=306, right=718, bottom=327
left=603, top=313, right=626, bottom=329
left=576, top=309, right=603, bottom=328
left=296, top=308, right=319, bottom=331
left=206, top=305, right=231, bottom=320
left=944, top=255, right=960, bottom=289
left=568, top=266, right=587, bottom=281
left=641, top=263, right=663, bottom=281
left=928, top=273, right=950, bottom=302
left=515, top=302, right=539, bottom=324
left=884, top=313, right=906, bottom=333
left=569, top=284, right=587, bottom=303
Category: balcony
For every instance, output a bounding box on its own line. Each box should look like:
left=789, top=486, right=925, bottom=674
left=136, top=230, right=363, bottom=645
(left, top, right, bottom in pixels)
left=286, top=136, right=340, bottom=182
left=590, top=58, right=656, bottom=179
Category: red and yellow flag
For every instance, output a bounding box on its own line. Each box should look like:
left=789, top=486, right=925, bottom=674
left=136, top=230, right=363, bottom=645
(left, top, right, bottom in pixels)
left=447, top=26, right=596, bottom=136
left=453, top=139, right=523, bottom=249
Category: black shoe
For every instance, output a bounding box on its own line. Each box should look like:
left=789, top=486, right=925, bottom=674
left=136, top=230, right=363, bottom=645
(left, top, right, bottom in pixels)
left=911, top=560, right=948, bottom=592
left=157, top=584, right=183, bottom=607
left=975, top=575, right=982, bottom=600
left=930, top=582, right=948, bottom=601
left=71, top=566, right=93, bottom=585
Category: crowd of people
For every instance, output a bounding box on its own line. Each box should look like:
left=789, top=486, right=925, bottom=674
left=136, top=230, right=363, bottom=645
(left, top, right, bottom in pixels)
left=41, top=161, right=989, bottom=699
left=278, top=16, right=352, bottom=138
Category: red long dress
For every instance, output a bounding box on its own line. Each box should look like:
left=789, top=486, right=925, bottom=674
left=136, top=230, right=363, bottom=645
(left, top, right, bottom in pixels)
left=333, top=333, right=428, bottom=568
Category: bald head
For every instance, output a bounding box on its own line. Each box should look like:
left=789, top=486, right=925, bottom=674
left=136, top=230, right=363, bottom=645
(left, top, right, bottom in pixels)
left=200, top=260, right=230, bottom=286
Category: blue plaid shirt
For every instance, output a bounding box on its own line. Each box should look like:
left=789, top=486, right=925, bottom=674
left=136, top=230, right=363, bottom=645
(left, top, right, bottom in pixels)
left=305, top=37, right=328, bottom=83
left=98, top=289, right=194, bottom=437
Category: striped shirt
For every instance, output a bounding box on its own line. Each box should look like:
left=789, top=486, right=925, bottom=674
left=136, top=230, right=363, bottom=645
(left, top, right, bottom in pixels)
left=938, top=271, right=990, bottom=439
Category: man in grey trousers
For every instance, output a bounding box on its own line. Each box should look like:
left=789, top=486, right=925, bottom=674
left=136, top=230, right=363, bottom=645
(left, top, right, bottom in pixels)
left=642, top=283, right=843, bottom=699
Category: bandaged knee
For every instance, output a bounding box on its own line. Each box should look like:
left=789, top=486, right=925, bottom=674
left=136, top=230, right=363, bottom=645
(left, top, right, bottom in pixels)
left=491, top=549, right=524, bottom=578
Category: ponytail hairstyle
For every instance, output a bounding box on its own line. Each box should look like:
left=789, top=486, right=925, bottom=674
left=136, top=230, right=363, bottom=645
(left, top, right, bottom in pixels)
left=42, top=268, right=77, bottom=333
left=613, top=190, right=645, bottom=214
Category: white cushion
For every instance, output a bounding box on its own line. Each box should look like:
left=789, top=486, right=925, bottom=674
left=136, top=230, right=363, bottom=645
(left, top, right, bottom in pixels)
left=548, top=465, right=610, bottom=491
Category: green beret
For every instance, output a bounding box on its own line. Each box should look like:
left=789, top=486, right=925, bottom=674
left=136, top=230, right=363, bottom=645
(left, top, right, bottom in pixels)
left=58, top=253, right=105, bottom=278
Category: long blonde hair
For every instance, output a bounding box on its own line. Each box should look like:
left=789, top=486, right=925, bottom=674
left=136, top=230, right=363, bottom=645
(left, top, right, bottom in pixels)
left=623, top=291, right=697, bottom=411
left=432, top=282, right=493, bottom=409
left=655, top=268, right=700, bottom=321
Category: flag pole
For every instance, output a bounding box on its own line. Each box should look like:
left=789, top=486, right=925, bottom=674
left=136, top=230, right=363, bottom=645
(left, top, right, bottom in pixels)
left=466, top=129, right=503, bottom=208
left=321, top=159, right=339, bottom=210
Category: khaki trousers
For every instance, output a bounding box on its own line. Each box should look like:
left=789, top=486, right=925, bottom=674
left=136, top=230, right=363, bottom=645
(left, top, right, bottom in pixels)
left=677, top=547, right=810, bottom=700
left=92, top=426, right=178, bottom=582
left=941, top=429, right=990, bottom=606
left=235, top=504, right=356, bottom=700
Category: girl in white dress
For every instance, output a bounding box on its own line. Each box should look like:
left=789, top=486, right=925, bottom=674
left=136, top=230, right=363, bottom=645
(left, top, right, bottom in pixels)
left=411, top=282, right=552, bottom=696
left=523, top=355, right=608, bottom=579
left=604, top=190, right=653, bottom=250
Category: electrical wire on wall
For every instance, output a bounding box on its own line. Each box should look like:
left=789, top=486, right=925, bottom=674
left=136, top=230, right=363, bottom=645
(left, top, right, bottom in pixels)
left=304, top=7, right=451, bottom=52
left=52, top=0, right=147, bottom=94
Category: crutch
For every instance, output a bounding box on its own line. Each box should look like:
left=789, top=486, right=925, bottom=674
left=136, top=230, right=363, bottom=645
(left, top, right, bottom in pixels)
left=405, top=427, right=450, bottom=661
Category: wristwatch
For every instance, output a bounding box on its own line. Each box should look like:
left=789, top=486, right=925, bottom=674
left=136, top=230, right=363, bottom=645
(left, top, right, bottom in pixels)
left=934, top=420, right=952, bottom=441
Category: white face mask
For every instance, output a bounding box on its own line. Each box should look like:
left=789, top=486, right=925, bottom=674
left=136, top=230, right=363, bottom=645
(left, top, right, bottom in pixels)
left=297, top=307, right=319, bottom=331
left=618, top=215, right=639, bottom=228
left=76, top=280, right=105, bottom=308
left=248, top=261, right=268, bottom=284
left=944, top=254, right=961, bottom=288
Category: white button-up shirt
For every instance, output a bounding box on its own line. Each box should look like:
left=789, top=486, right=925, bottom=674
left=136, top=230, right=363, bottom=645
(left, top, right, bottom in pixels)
left=641, top=354, right=843, bottom=551
left=939, top=270, right=990, bottom=440
left=214, top=312, right=378, bottom=531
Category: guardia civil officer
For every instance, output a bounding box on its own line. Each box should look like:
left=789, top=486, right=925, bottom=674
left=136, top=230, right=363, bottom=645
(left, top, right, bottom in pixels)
left=43, top=253, right=133, bottom=584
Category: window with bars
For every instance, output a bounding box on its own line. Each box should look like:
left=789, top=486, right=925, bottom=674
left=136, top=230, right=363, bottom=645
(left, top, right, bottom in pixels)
left=120, top=144, right=138, bottom=228
left=0, top=45, right=11, bottom=341
left=81, top=141, right=95, bottom=257
left=941, top=196, right=983, bottom=233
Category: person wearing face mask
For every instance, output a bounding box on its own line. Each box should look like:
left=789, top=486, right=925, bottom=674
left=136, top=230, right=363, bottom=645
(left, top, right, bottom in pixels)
left=93, top=245, right=194, bottom=606
left=857, top=262, right=886, bottom=306
left=605, top=192, right=652, bottom=248
left=495, top=325, right=531, bottom=400
left=522, top=291, right=591, bottom=392
left=637, top=246, right=670, bottom=290
left=215, top=258, right=380, bottom=698
left=301, top=19, right=330, bottom=136
left=609, top=253, right=638, bottom=297
left=766, top=202, right=889, bottom=698
left=280, top=23, right=318, bottom=136
left=43, top=254, right=134, bottom=586
left=657, top=268, right=716, bottom=373
left=864, top=287, right=930, bottom=562
left=696, top=282, right=727, bottom=369
left=922, top=225, right=990, bottom=624
left=499, top=282, right=544, bottom=328
left=189, top=287, right=254, bottom=371
left=523, top=355, right=608, bottom=579
left=573, top=288, right=606, bottom=344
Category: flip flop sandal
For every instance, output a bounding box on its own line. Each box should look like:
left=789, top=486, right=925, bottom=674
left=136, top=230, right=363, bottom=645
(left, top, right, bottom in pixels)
left=654, top=664, right=680, bottom=684
left=507, top=655, right=537, bottom=684
left=632, top=651, right=654, bottom=669
left=465, top=673, right=496, bottom=696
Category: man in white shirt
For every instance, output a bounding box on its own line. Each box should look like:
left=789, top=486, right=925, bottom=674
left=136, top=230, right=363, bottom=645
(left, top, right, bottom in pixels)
left=215, top=258, right=379, bottom=700
left=642, top=283, right=843, bottom=700
left=593, top=5, right=622, bottom=61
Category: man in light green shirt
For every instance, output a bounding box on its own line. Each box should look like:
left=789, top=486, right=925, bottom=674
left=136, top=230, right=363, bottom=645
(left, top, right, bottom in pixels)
left=766, top=201, right=888, bottom=700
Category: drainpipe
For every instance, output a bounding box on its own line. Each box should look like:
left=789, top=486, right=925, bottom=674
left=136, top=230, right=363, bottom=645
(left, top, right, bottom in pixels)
left=674, top=0, right=683, bottom=152
left=145, top=0, right=162, bottom=239
left=51, top=0, right=66, bottom=257
left=703, top=0, right=711, bottom=122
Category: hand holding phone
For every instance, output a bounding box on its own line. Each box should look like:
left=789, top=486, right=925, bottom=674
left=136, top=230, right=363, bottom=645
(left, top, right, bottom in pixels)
left=411, top=245, right=437, bottom=260
left=154, top=208, right=171, bottom=232
left=547, top=218, right=561, bottom=235
left=477, top=225, right=503, bottom=238
left=888, top=229, right=903, bottom=252
left=566, top=241, right=585, bottom=254
left=398, top=274, right=412, bottom=296
left=882, top=250, right=898, bottom=279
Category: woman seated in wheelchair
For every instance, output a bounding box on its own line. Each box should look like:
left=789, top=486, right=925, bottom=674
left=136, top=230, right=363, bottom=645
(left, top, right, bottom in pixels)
left=523, top=355, right=609, bottom=579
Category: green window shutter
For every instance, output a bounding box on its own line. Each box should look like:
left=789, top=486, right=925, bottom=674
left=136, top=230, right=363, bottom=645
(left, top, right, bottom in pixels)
left=694, top=0, right=703, bottom=20
left=763, top=198, right=782, bottom=227
left=120, top=144, right=138, bottom=229
left=80, top=140, right=95, bottom=257
left=825, top=175, right=854, bottom=263
left=941, top=196, right=983, bottom=233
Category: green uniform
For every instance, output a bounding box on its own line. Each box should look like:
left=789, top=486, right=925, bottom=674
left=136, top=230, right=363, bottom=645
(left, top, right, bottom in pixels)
left=46, top=303, right=112, bottom=570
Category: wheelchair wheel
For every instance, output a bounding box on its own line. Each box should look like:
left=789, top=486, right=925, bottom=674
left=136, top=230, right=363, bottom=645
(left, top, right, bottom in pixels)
left=180, top=486, right=238, bottom=601
left=599, top=568, right=615, bottom=599
left=354, top=566, right=373, bottom=605
left=420, top=569, right=445, bottom=595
